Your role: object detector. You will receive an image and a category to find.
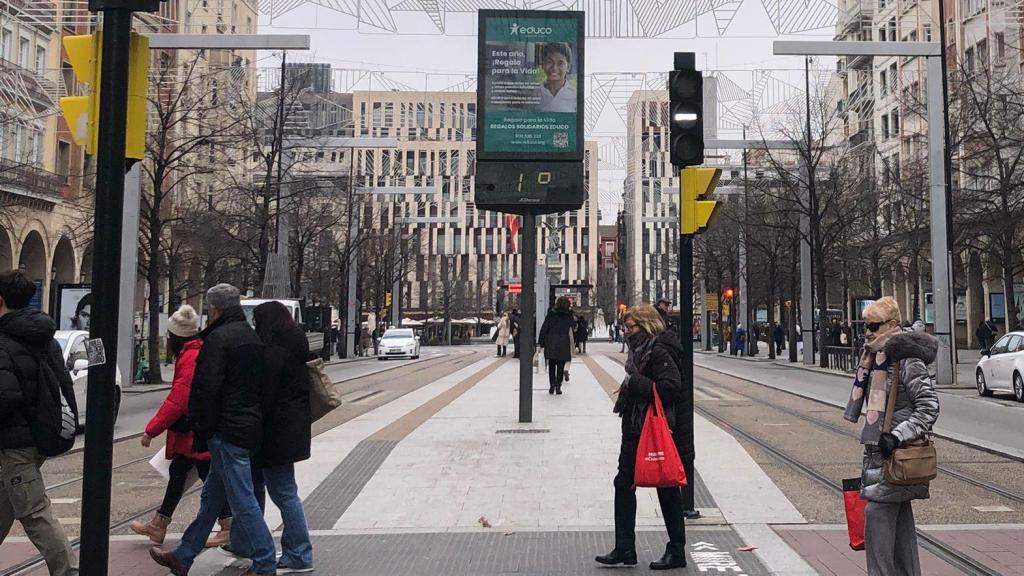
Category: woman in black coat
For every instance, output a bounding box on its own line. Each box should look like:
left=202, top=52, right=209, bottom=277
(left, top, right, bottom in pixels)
left=538, top=296, right=574, bottom=395
left=249, top=301, right=314, bottom=572
left=596, top=304, right=689, bottom=571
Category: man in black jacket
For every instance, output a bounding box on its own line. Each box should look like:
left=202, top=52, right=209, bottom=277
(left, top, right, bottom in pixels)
left=0, top=270, right=79, bottom=576
left=150, top=284, right=277, bottom=576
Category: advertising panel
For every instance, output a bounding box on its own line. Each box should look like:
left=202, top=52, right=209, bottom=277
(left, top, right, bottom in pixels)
left=57, top=284, right=92, bottom=331
left=477, top=10, right=584, bottom=161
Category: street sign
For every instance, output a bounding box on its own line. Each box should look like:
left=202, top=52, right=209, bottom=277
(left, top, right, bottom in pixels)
left=508, top=282, right=523, bottom=293
left=680, top=167, right=720, bottom=235
left=704, top=292, right=719, bottom=310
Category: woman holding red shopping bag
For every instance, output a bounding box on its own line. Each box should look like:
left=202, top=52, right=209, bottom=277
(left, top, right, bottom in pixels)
left=596, top=304, right=689, bottom=571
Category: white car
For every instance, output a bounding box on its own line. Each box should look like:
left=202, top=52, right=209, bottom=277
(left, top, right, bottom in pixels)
left=54, top=330, right=123, bottom=428
left=976, top=330, right=1024, bottom=402
left=377, top=328, right=420, bottom=360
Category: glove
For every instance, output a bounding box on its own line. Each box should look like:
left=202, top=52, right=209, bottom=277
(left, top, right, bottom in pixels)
left=878, top=432, right=900, bottom=459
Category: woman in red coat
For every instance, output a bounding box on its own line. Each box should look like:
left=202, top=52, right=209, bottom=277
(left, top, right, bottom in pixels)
left=129, top=305, right=231, bottom=546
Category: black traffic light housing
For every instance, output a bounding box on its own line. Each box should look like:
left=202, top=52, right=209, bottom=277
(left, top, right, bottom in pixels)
left=669, top=52, right=704, bottom=167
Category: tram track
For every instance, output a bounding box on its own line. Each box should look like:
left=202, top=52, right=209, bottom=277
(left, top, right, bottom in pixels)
left=0, top=350, right=483, bottom=576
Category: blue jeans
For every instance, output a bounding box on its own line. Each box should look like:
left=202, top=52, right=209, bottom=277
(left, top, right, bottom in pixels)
left=239, top=464, right=313, bottom=569
left=174, top=436, right=277, bottom=573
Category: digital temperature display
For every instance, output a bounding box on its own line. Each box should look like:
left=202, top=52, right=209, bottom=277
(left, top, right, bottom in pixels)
left=475, top=160, right=583, bottom=215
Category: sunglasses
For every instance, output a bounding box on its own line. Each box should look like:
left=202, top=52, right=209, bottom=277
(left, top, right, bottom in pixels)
left=864, top=321, right=890, bottom=332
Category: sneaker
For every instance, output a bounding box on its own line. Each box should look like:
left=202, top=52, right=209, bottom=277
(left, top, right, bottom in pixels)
left=277, top=562, right=315, bottom=574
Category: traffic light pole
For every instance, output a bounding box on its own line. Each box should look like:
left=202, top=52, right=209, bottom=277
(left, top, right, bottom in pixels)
left=80, top=7, right=133, bottom=575
left=678, top=232, right=697, bottom=515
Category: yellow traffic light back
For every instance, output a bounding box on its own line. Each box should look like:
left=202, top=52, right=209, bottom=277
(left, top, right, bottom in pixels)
left=59, top=32, right=149, bottom=160
left=60, top=33, right=101, bottom=155
left=680, top=167, right=721, bottom=235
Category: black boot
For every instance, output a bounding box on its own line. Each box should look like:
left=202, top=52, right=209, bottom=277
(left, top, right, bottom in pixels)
left=556, top=386, right=563, bottom=395
left=682, top=510, right=702, bottom=520
left=549, top=386, right=555, bottom=395
left=595, top=548, right=637, bottom=566
left=649, top=548, right=687, bottom=570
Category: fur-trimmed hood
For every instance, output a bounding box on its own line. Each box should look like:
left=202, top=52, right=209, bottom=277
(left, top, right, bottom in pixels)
left=884, top=330, right=939, bottom=364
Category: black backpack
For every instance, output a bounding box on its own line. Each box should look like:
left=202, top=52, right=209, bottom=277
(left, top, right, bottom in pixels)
left=29, top=350, right=76, bottom=457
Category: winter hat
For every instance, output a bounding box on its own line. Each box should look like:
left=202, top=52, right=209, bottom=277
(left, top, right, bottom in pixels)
left=168, top=304, right=200, bottom=338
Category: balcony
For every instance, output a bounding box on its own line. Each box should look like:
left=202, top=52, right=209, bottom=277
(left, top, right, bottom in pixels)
left=0, top=157, right=62, bottom=206
left=836, top=0, right=874, bottom=37
left=849, top=127, right=875, bottom=152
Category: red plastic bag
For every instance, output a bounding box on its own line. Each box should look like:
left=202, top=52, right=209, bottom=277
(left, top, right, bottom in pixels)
left=634, top=384, right=688, bottom=488
left=843, top=477, right=866, bottom=551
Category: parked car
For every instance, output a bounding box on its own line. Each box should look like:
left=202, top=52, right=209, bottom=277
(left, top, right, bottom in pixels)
left=377, top=328, right=420, bottom=360
left=54, top=330, right=123, bottom=429
left=976, top=330, right=1024, bottom=402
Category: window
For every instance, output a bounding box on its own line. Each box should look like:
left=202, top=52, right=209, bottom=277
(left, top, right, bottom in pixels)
left=965, top=47, right=975, bottom=72
left=879, top=70, right=888, bottom=95
left=35, top=46, right=46, bottom=75
left=891, top=109, right=900, bottom=136
left=1, top=29, right=11, bottom=61
left=923, top=24, right=932, bottom=42
left=19, top=36, right=30, bottom=68
left=996, top=33, right=1006, bottom=60
left=992, top=335, right=1011, bottom=355
left=57, top=140, right=70, bottom=182
left=372, top=103, right=382, bottom=127
left=881, top=114, right=890, bottom=139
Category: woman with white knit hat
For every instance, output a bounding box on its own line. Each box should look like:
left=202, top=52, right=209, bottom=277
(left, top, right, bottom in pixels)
left=129, top=304, right=232, bottom=547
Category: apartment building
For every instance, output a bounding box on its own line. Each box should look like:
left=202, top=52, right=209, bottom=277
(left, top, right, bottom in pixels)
left=621, top=81, right=718, bottom=307
left=350, top=90, right=599, bottom=319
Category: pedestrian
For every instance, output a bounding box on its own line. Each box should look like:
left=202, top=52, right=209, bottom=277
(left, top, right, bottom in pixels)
left=575, top=315, right=589, bottom=354
left=0, top=270, right=79, bottom=576
left=841, top=322, right=853, bottom=347
left=247, top=301, right=314, bottom=573
left=510, top=309, right=521, bottom=358
left=655, top=298, right=677, bottom=335
left=734, top=324, right=746, bottom=356
left=358, top=324, right=372, bottom=357
left=975, top=320, right=993, bottom=352
left=130, top=304, right=231, bottom=547
left=844, top=297, right=938, bottom=576
left=149, top=283, right=277, bottom=576
left=597, top=304, right=688, bottom=570
left=538, top=296, right=574, bottom=395
left=773, top=323, right=785, bottom=355
left=495, top=312, right=511, bottom=357
left=830, top=318, right=843, bottom=346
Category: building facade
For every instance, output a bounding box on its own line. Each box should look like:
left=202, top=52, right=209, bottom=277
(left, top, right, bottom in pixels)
left=350, top=89, right=599, bottom=320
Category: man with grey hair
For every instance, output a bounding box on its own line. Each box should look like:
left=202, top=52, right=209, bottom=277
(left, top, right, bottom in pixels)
left=150, top=283, right=277, bottom=576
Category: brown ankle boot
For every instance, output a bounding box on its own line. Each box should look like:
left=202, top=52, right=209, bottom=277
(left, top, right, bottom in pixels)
left=204, top=516, right=231, bottom=548
left=130, top=512, right=170, bottom=544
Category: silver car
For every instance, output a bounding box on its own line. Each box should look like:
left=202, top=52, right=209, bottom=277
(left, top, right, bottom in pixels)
left=54, top=330, right=123, bottom=428
left=976, top=330, right=1024, bottom=402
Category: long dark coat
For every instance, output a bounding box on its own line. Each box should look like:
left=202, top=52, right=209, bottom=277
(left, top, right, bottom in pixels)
left=538, top=309, right=574, bottom=362
left=619, top=332, right=694, bottom=460
left=256, top=324, right=312, bottom=468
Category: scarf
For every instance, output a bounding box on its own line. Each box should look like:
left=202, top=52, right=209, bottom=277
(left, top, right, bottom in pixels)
left=625, top=332, right=655, bottom=377
left=844, top=329, right=898, bottom=445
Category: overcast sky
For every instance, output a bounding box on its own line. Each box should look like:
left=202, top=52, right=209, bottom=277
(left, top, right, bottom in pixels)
left=259, top=2, right=840, bottom=219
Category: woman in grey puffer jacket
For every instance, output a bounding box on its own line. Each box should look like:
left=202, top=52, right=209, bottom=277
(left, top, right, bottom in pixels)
left=844, top=297, right=939, bottom=576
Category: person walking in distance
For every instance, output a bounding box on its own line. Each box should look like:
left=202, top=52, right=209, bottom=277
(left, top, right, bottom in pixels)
left=773, top=323, right=785, bottom=355
left=597, top=304, right=689, bottom=570
left=130, top=304, right=231, bottom=547
left=0, top=270, right=79, bottom=576
left=538, top=297, right=574, bottom=395
left=575, top=314, right=589, bottom=354
left=510, top=309, right=521, bottom=358
left=495, top=312, right=511, bottom=357
left=844, top=297, right=939, bottom=576
left=149, top=284, right=277, bottom=576
left=975, top=320, right=993, bottom=352
left=246, top=301, right=315, bottom=573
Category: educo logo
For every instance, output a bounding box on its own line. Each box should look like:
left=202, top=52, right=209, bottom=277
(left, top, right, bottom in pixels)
left=509, top=23, right=553, bottom=35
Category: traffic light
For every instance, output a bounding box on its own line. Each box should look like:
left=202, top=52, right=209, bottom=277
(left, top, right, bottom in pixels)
left=60, top=32, right=150, bottom=160
left=680, top=167, right=720, bottom=235
left=724, top=288, right=734, bottom=300
left=668, top=52, right=703, bottom=167
left=385, top=292, right=392, bottom=307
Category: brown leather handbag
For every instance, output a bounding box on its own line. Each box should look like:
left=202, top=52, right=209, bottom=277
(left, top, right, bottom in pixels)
left=882, top=361, right=938, bottom=485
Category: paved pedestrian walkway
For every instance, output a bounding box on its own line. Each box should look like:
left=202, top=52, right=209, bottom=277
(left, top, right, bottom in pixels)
left=10, top=348, right=1019, bottom=575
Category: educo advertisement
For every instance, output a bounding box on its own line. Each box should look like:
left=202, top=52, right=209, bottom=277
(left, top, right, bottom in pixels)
left=477, top=10, right=584, bottom=161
